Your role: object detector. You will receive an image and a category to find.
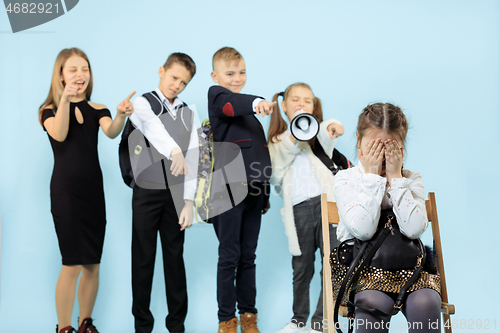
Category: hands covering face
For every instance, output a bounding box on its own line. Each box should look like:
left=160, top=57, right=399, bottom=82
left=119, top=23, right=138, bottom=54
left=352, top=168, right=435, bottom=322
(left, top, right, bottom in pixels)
left=359, top=139, right=403, bottom=179
left=384, top=139, right=403, bottom=179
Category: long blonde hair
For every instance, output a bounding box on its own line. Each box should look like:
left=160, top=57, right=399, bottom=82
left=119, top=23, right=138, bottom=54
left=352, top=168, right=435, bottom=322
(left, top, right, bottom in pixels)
left=267, top=82, right=323, bottom=147
left=38, top=48, right=93, bottom=125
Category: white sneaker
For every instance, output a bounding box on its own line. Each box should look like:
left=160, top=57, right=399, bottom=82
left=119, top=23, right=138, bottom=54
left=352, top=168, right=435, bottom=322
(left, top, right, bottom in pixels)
left=274, top=323, right=307, bottom=333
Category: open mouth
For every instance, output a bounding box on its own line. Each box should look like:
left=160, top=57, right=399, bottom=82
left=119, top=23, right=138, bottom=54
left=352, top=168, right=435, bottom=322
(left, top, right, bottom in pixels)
left=76, top=80, right=85, bottom=90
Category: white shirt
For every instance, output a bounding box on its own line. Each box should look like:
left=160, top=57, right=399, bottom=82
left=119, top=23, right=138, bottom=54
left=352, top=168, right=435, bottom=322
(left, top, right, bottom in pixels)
left=289, top=133, right=323, bottom=205
left=130, top=88, right=199, bottom=201
left=334, top=162, right=428, bottom=242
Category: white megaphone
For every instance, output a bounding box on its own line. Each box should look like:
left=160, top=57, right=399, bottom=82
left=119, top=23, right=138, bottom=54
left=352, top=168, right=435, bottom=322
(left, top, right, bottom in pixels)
left=290, top=110, right=319, bottom=141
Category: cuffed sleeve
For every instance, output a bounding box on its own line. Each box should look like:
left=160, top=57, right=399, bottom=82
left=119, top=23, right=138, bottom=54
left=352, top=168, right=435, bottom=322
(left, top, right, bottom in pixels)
left=252, top=98, right=264, bottom=112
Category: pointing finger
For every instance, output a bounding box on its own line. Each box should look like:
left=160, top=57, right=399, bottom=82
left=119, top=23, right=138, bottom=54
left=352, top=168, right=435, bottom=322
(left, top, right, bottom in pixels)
left=125, top=91, right=136, bottom=103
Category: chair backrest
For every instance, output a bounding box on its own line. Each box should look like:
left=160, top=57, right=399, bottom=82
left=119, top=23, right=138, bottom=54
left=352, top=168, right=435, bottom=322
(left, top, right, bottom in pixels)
left=325, top=200, right=340, bottom=225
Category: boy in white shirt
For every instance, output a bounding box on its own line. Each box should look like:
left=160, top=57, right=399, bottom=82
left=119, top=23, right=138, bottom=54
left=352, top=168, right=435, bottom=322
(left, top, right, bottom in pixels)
left=128, top=53, right=198, bottom=333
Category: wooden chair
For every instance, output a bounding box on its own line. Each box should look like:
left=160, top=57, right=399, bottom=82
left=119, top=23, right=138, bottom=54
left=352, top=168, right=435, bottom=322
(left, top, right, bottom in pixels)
left=321, top=192, right=455, bottom=333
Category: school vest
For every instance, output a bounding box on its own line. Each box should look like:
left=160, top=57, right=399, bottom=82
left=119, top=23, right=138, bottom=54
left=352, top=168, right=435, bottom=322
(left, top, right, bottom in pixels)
left=129, top=91, right=193, bottom=188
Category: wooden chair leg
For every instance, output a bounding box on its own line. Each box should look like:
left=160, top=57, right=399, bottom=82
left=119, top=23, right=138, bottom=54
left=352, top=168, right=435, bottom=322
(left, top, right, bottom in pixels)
left=428, top=192, right=453, bottom=333
left=321, top=194, right=334, bottom=333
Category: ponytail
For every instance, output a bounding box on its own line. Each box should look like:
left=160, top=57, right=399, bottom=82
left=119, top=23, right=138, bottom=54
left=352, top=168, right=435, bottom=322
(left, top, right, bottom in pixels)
left=267, top=83, right=324, bottom=147
left=267, top=92, right=289, bottom=143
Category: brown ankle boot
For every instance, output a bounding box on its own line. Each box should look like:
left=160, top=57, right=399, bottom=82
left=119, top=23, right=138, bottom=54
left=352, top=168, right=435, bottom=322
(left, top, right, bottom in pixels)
left=218, top=317, right=238, bottom=333
left=240, top=312, right=260, bottom=333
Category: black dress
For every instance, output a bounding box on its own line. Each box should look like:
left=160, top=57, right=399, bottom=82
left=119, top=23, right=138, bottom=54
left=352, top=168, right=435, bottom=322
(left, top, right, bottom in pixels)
left=43, top=100, right=111, bottom=265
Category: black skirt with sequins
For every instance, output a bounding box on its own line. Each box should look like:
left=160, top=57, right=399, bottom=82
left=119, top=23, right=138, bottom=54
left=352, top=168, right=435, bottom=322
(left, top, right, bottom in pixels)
left=330, top=247, right=441, bottom=305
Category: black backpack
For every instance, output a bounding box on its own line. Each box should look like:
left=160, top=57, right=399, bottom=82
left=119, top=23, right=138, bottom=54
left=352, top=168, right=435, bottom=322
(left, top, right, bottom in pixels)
left=118, top=91, right=187, bottom=188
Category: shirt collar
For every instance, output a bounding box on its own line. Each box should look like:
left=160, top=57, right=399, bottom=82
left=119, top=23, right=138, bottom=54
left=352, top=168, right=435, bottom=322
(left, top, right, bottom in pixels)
left=155, top=87, right=183, bottom=109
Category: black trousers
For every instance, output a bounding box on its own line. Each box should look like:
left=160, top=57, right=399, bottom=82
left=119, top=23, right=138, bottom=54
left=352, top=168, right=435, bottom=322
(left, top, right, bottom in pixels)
left=132, top=186, right=187, bottom=333
left=211, top=183, right=266, bottom=322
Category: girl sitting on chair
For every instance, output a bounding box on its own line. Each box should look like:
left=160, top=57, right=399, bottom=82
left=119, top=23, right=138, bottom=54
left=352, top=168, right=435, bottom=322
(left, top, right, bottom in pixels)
left=333, top=103, right=441, bottom=333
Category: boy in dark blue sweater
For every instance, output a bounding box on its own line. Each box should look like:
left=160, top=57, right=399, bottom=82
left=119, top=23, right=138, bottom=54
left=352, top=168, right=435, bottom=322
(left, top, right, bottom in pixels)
left=208, top=47, right=276, bottom=333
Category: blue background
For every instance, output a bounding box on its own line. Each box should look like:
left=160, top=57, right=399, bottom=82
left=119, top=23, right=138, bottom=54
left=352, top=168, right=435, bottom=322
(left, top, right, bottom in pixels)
left=1, top=0, right=499, bottom=332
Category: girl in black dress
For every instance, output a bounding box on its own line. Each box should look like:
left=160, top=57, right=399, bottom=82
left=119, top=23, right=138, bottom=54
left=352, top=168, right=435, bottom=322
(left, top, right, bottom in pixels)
left=39, top=48, right=134, bottom=333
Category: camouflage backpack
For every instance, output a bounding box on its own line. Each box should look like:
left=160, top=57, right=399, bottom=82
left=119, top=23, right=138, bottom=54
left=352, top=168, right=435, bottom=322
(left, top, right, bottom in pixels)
left=195, top=119, right=214, bottom=222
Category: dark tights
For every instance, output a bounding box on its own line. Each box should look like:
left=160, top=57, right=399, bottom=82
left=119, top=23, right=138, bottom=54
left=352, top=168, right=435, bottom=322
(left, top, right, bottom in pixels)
left=353, top=289, right=441, bottom=333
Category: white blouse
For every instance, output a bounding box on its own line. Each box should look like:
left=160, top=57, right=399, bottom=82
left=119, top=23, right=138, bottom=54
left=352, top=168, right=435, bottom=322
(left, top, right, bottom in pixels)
left=334, top=162, right=428, bottom=242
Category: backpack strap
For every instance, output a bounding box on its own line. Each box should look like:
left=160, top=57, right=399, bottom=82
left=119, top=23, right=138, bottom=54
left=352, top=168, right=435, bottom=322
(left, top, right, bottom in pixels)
left=311, top=143, right=352, bottom=176
left=144, top=92, right=192, bottom=132
left=117, top=91, right=170, bottom=189
left=142, top=91, right=163, bottom=116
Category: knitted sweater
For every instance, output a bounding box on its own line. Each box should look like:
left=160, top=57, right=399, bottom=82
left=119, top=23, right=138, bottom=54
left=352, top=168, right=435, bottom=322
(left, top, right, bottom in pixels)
left=268, top=119, right=342, bottom=255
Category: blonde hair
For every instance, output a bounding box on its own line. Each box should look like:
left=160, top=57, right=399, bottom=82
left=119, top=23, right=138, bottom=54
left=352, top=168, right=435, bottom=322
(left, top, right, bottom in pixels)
left=267, top=82, right=323, bottom=147
left=212, top=47, right=243, bottom=70
left=38, top=48, right=93, bottom=125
